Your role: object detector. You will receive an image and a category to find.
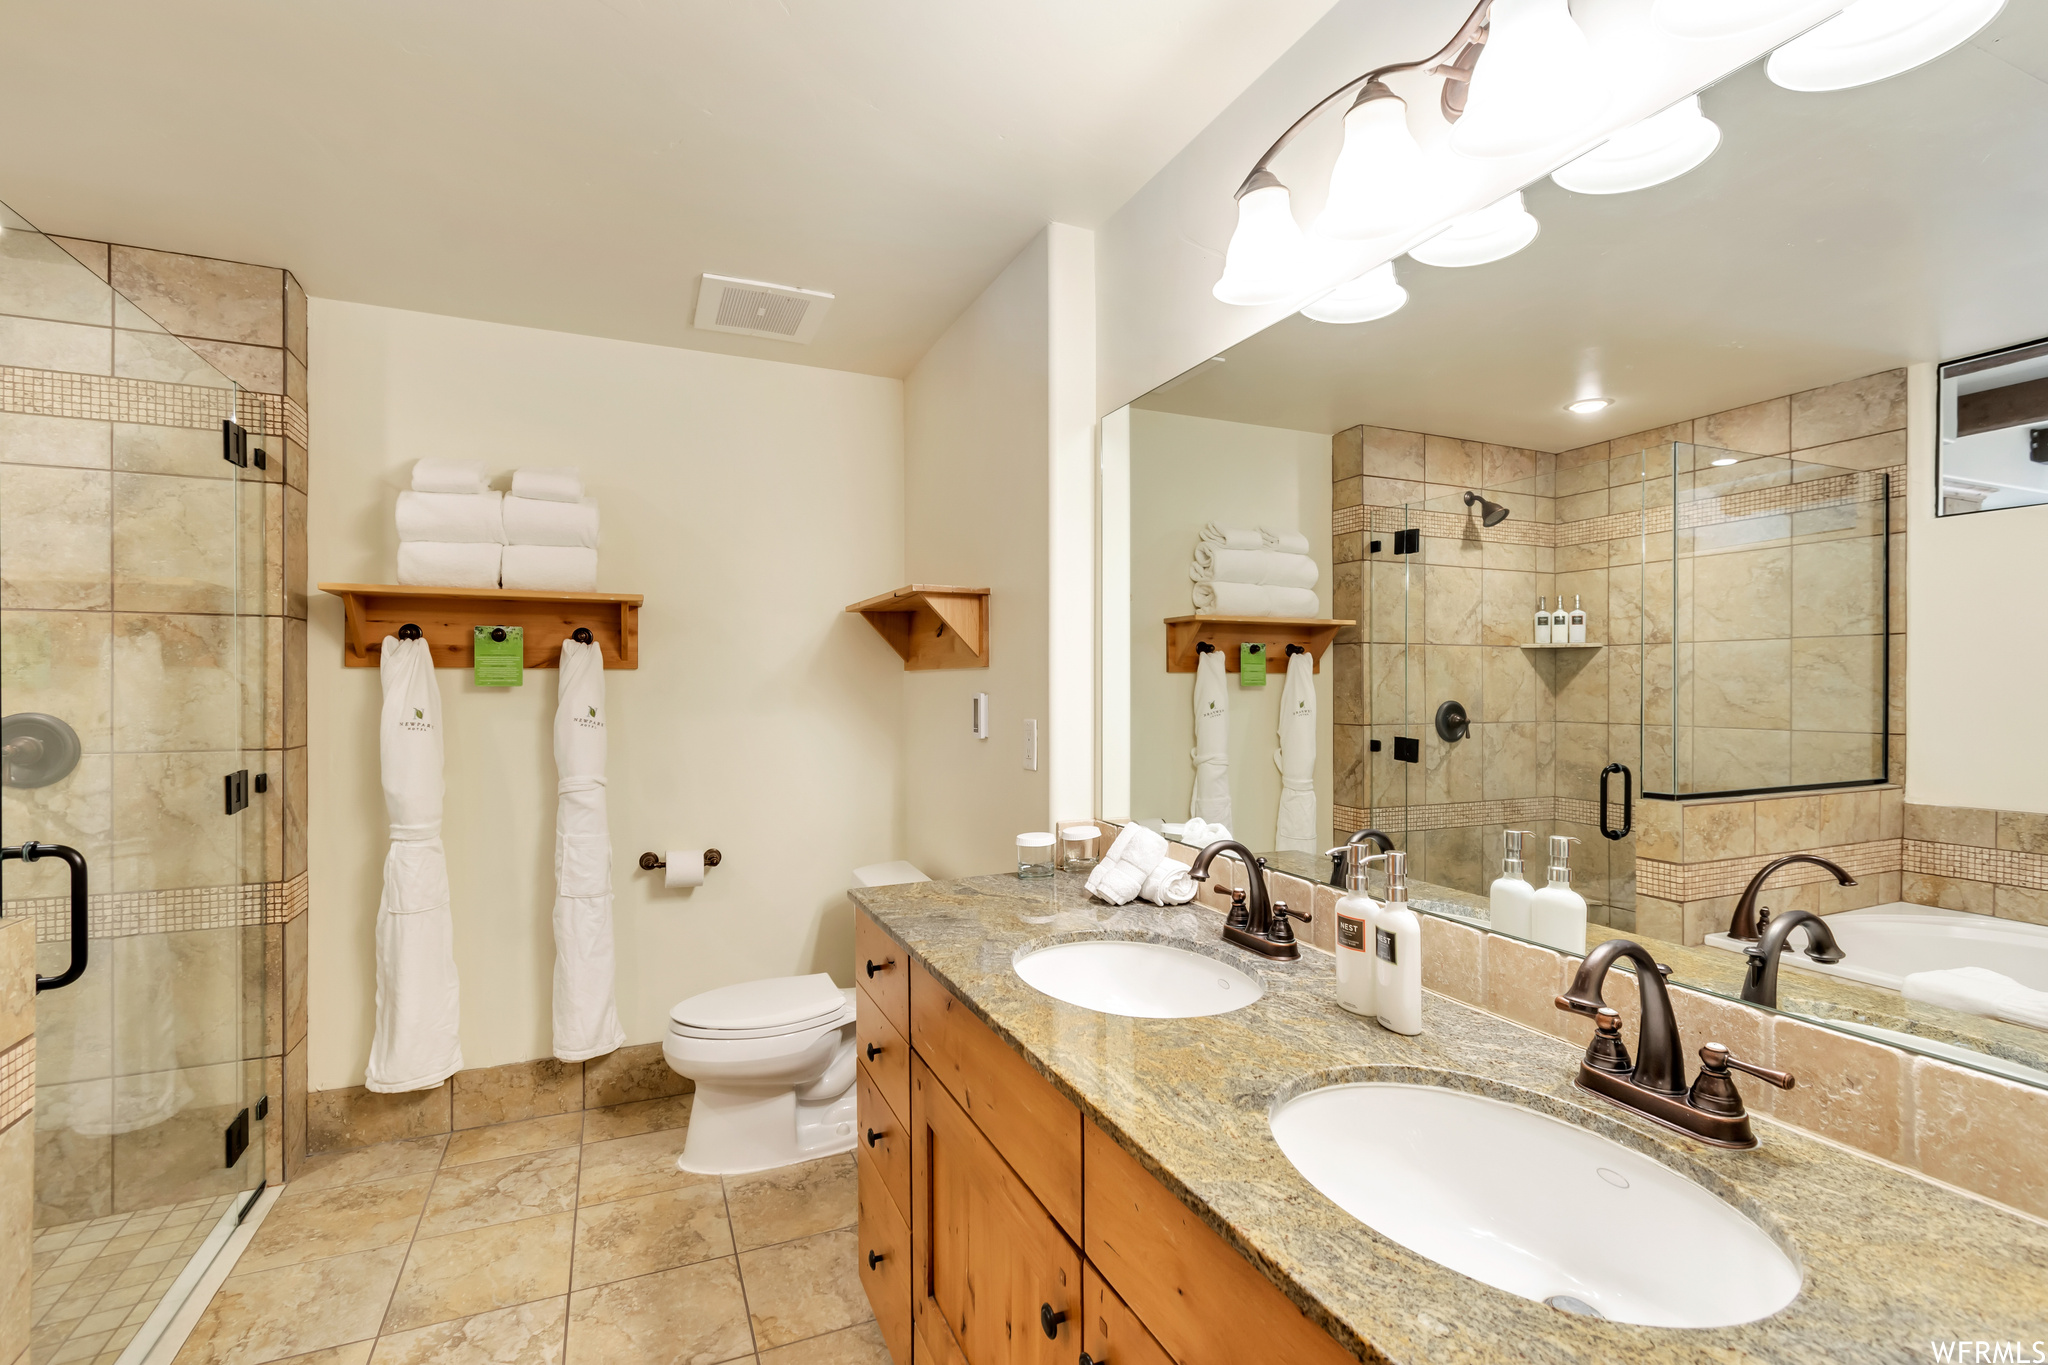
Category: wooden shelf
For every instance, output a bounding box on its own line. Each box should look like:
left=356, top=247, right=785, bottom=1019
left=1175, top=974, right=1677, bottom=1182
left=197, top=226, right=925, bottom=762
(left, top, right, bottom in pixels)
left=319, top=583, right=643, bottom=669
left=847, top=585, right=989, bottom=670
left=1164, top=615, right=1352, bottom=673
left=1519, top=641, right=1604, bottom=650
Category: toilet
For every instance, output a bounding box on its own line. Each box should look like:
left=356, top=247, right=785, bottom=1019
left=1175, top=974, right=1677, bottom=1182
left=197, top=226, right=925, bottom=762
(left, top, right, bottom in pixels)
left=664, top=973, right=858, bottom=1175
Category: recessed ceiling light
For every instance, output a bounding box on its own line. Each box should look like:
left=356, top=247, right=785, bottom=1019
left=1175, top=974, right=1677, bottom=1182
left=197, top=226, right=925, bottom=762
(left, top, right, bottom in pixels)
left=1711, top=456, right=1740, bottom=466
left=1565, top=397, right=1612, bottom=414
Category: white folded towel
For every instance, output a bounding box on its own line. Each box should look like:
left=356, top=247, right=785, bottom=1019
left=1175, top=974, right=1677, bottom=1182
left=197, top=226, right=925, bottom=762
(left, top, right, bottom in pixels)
left=512, top=467, right=584, bottom=504
left=411, top=457, right=488, bottom=495
left=397, top=490, right=503, bottom=545
left=1262, top=527, right=1312, bottom=556
left=1189, top=546, right=1318, bottom=589
left=1139, top=859, right=1197, bottom=906
left=1084, top=823, right=1170, bottom=906
left=502, top=545, right=597, bottom=592
left=398, top=542, right=501, bottom=589
left=1903, top=967, right=2048, bottom=1030
left=503, top=495, right=600, bottom=549
left=1200, top=524, right=1264, bottom=551
left=1192, top=582, right=1321, bottom=617
left=1179, top=817, right=1233, bottom=847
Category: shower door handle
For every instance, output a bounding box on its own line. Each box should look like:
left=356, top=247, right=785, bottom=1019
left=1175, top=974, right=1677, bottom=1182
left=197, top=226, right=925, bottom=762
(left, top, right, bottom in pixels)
left=1599, top=765, right=1633, bottom=842
left=2, top=841, right=89, bottom=990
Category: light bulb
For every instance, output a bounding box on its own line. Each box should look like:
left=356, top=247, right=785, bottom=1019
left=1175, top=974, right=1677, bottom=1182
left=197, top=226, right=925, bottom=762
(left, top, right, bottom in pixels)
left=1314, top=83, right=1438, bottom=240
left=1551, top=96, right=1722, bottom=195
left=1768, top=0, right=2005, bottom=90
left=1301, top=263, right=1409, bottom=324
left=1407, top=192, right=1540, bottom=268
left=1451, top=0, right=1610, bottom=158
left=1566, top=397, right=1613, bottom=413
left=1653, top=0, right=1813, bottom=38
left=1213, top=171, right=1309, bottom=306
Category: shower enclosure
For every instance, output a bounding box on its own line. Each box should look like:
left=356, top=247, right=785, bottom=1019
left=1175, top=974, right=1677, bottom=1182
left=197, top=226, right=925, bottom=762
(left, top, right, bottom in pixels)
left=2, top=198, right=273, bottom=1364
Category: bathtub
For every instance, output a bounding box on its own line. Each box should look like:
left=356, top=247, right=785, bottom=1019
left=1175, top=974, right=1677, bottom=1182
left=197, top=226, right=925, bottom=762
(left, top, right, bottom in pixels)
left=1704, top=903, right=2048, bottom=993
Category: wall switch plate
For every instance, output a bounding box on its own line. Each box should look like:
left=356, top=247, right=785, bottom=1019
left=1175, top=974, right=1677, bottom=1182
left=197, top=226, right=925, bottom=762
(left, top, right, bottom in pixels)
left=972, top=693, right=989, bottom=739
left=1023, top=719, right=1038, bottom=771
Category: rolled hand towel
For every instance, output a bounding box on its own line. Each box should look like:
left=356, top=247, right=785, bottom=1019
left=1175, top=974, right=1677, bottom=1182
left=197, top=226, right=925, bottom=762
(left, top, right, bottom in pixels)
left=1200, top=524, right=1264, bottom=551
left=1192, top=582, right=1321, bottom=617
left=503, top=495, right=599, bottom=548
left=411, top=457, right=488, bottom=495
left=1104, top=822, right=1168, bottom=877
left=1903, top=966, right=2048, bottom=1030
left=511, top=466, right=584, bottom=504
left=1262, top=527, right=1312, bottom=556
left=1084, top=857, right=1147, bottom=906
left=398, top=542, right=501, bottom=588
left=1189, top=546, right=1318, bottom=589
left=502, top=545, right=597, bottom=592
left=397, top=490, right=504, bottom=545
left=1139, top=859, right=1197, bottom=906
left=1180, top=817, right=1233, bottom=847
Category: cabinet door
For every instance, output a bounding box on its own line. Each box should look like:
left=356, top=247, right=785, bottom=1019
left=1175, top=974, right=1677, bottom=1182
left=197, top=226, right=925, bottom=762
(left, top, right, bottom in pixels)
left=1080, top=1262, right=1174, bottom=1365
left=858, top=1062, right=910, bottom=1224
left=912, top=1055, right=1080, bottom=1365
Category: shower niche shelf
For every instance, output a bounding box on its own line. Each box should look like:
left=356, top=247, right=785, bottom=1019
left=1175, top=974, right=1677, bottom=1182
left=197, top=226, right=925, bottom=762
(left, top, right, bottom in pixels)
left=320, top=583, right=643, bottom=669
left=846, top=584, right=989, bottom=669
left=1164, top=615, right=1352, bottom=673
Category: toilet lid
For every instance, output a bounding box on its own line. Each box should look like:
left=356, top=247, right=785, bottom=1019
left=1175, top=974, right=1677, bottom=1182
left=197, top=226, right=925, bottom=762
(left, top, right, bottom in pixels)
left=669, top=973, right=847, bottom=1033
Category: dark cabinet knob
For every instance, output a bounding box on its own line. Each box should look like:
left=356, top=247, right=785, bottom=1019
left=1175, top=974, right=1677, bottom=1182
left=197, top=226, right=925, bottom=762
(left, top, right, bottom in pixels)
left=865, top=1127, right=885, bottom=1148
left=1080, top=1355, right=1104, bottom=1365
left=1040, top=1304, right=1067, bottom=1339
left=865, top=957, right=895, bottom=978
left=865, top=1043, right=883, bottom=1061
left=867, top=1250, right=884, bottom=1269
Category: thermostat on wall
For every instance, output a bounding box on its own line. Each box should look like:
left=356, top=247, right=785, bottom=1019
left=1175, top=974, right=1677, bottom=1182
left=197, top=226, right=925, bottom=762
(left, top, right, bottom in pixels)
left=972, top=693, right=989, bottom=739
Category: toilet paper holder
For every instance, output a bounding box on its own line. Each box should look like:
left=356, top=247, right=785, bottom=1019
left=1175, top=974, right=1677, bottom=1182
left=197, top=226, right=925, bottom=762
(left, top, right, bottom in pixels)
left=640, top=850, right=722, bottom=871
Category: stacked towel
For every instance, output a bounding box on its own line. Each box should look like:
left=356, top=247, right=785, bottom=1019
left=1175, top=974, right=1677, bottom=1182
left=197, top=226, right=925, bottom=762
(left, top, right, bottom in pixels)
left=410, top=458, right=489, bottom=495
left=1192, top=582, right=1322, bottom=616
left=512, top=467, right=585, bottom=504
left=396, top=465, right=503, bottom=586
left=1200, top=524, right=1264, bottom=551
left=1263, top=528, right=1312, bottom=555
left=1190, top=546, right=1318, bottom=589
left=1189, top=524, right=1319, bottom=617
left=504, top=467, right=598, bottom=589
left=398, top=542, right=501, bottom=589
left=1085, top=824, right=1169, bottom=906
left=503, top=495, right=600, bottom=548
left=1903, top=967, right=2048, bottom=1030
left=397, top=490, right=504, bottom=544
left=504, top=545, right=598, bottom=592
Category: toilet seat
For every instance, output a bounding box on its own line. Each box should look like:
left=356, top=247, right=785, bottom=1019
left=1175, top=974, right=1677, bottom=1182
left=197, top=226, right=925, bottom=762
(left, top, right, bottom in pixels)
left=669, top=973, right=852, bottom=1040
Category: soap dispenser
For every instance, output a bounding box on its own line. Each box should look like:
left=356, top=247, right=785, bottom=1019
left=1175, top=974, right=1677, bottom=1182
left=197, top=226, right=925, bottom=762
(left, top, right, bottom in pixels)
left=1529, top=835, right=1588, bottom=955
left=1535, top=596, right=1551, bottom=645
left=1326, top=842, right=1382, bottom=1016
left=1372, top=850, right=1423, bottom=1035
left=1488, top=830, right=1536, bottom=939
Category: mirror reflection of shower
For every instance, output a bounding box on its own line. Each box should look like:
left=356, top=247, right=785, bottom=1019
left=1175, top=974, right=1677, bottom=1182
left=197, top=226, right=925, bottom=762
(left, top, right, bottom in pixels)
left=1463, top=490, right=1510, bottom=527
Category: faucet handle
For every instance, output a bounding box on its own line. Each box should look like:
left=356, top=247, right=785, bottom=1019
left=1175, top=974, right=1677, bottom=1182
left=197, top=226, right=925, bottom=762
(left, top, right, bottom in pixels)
left=1268, top=900, right=1310, bottom=945
left=1688, top=1042, right=1794, bottom=1118
left=1704, top=1042, right=1794, bottom=1091
left=1585, top=1007, right=1632, bottom=1074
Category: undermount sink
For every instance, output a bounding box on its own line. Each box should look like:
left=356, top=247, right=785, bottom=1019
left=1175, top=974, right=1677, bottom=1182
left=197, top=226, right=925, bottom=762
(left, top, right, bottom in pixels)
left=1270, top=1083, right=1800, bottom=1328
left=1013, top=940, right=1262, bottom=1018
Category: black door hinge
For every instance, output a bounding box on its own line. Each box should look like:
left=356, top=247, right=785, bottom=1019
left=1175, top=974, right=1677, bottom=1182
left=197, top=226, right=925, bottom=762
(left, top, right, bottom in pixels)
left=253, top=773, right=268, bottom=794
left=254, top=1094, right=269, bottom=1121
left=222, top=419, right=249, bottom=468
left=225, top=769, right=249, bottom=815
left=1392, top=527, right=1421, bottom=556
left=1393, top=736, right=1420, bottom=763
left=224, top=1107, right=250, bottom=1167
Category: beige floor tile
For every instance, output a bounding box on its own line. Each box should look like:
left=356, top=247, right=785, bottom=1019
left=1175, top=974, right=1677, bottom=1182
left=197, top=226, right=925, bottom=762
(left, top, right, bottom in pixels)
left=757, top=1323, right=888, bottom=1365
left=724, top=1155, right=855, bottom=1252
left=175, top=1244, right=405, bottom=1364
left=368, top=1298, right=567, bottom=1365
left=737, top=1230, right=867, bottom=1351
left=382, top=1213, right=573, bottom=1335
left=564, top=1259, right=752, bottom=1365
left=442, top=1115, right=583, bottom=1169
left=416, top=1149, right=580, bottom=1239
left=576, top=1128, right=701, bottom=1207
left=580, top=1095, right=692, bottom=1145
left=266, top=1346, right=375, bottom=1365
left=570, top=1183, right=733, bottom=1290
left=237, top=1175, right=432, bottom=1275
left=290, top=1137, right=448, bottom=1194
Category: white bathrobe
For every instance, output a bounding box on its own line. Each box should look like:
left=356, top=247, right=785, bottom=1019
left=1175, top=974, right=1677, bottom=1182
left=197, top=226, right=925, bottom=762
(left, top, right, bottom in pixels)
left=1190, top=650, right=1232, bottom=830
left=366, top=636, right=463, bottom=1093
left=551, top=640, right=626, bottom=1061
left=1274, top=652, right=1318, bottom=854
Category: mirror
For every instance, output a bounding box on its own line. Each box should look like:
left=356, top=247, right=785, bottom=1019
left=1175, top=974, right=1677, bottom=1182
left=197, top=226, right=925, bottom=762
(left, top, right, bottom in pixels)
left=1105, top=36, right=2048, bottom=1090
left=1937, top=338, right=2048, bottom=515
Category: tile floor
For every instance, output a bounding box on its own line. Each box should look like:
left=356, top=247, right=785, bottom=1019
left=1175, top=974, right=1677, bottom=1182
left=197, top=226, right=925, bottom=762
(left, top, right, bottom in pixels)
left=170, top=1094, right=886, bottom=1365
left=30, top=1192, right=244, bottom=1365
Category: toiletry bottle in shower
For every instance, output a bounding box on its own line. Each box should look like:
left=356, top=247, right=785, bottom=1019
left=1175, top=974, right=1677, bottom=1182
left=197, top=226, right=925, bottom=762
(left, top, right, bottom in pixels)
left=1535, top=596, right=1551, bottom=645
left=1328, top=843, right=1380, bottom=1017
left=1372, top=850, right=1423, bottom=1035
left=1569, top=594, right=1587, bottom=644
left=1488, top=830, right=1536, bottom=938
left=1530, top=835, right=1588, bottom=955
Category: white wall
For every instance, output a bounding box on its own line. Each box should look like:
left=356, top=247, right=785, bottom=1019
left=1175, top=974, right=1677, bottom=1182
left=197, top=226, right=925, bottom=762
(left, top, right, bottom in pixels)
left=1127, top=409, right=1331, bottom=851
left=306, top=299, right=906, bottom=1088
left=1905, top=360, right=2048, bottom=814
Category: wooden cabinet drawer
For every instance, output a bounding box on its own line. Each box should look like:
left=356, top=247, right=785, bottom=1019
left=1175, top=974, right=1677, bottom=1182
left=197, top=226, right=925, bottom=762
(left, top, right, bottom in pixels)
left=1084, top=1121, right=1358, bottom=1365
left=910, top=958, right=1081, bottom=1239
left=856, top=981, right=909, bottom=1120
left=855, top=907, right=909, bottom=1037
left=1082, top=1261, right=1174, bottom=1365
left=858, top=1144, right=914, bottom=1365
left=857, top=1062, right=910, bottom=1225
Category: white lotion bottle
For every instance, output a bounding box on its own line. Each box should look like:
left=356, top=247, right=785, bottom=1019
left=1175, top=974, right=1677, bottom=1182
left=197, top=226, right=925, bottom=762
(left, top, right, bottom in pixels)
left=1535, top=596, right=1551, bottom=645
left=1488, top=830, right=1536, bottom=939
left=1327, top=843, right=1381, bottom=1016
left=1372, top=850, right=1423, bottom=1035
left=1570, top=594, right=1588, bottom=644
left=1530, top=834, right=1588, bottom=955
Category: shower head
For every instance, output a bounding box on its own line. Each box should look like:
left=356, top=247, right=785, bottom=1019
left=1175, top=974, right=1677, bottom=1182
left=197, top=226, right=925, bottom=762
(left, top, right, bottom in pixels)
left=1464, top=490, right=1510, bottom=527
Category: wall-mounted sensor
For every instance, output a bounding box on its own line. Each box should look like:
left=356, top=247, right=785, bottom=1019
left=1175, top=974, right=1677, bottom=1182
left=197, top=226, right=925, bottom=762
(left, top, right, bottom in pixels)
left=1023, top=720, right=1038, bottom=772
left=972, top=693, right=989, bottom=739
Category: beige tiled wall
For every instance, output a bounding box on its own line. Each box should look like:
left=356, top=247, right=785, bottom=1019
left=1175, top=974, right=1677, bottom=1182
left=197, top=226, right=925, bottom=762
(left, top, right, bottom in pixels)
left=1901, top=803, right=2048, bottom=925
left=2, top=914, right=35, bottom=1365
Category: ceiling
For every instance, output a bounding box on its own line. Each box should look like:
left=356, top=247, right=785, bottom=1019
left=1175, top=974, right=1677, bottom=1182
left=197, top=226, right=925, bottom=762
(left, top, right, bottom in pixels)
left=1137, top=3, right=2048, bottom=451
left=0, top=0, right=1339, bottom=377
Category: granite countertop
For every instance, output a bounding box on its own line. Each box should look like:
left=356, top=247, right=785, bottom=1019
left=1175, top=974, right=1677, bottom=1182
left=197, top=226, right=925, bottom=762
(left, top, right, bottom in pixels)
left=852, top=871, right=2048, bottom=1365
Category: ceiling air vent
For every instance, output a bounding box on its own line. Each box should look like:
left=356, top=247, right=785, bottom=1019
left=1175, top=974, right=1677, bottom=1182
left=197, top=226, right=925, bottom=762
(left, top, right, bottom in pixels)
left=693, top=274, right=834, bottom=344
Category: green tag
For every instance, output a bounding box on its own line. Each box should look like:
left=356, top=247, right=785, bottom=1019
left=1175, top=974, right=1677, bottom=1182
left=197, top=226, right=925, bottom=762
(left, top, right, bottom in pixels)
left=473, top=626, right=524, bottom=687
left=1239, top=642, right=1266, bottom=687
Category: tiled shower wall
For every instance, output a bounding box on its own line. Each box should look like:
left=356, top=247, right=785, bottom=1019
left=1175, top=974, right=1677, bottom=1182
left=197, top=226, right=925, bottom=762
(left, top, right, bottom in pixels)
left=0, top=226, right=312, bottom=1251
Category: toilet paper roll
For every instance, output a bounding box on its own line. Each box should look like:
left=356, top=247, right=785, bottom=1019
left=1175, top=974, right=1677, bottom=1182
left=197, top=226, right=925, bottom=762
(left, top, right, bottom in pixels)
left=663, top=850, right=707, bottom=889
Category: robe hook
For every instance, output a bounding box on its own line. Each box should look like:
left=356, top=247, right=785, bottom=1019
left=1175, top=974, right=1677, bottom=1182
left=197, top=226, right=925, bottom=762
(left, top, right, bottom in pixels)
left=397, top=623, right=423, bottom=640
left=1285, top=644, right=1307, bottom=656
left=571, top=627, right=594, bottom=644
left=1195, top=641, right=1216, bottom=654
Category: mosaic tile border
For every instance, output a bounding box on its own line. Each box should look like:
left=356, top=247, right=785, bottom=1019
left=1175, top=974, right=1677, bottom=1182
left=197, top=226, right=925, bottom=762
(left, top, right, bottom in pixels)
left=0, top=1035, right=32, bottom=1130
left=1637, top=838, right=1903, bottom=902
left=1334, top=795, right=1602, bottom=836
left=1904, top=839, right=2048, bottom=893
left=0, top=365, right=306, bottom=444
left=5, top=870, right=307, bottom=943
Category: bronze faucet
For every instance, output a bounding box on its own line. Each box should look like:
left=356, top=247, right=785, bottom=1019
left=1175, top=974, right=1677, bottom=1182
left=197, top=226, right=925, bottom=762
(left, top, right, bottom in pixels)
left=1739, top=909, right=1845, bottom=1008
left=1189, top=839, right=1309, bottom=960
left=1331, top=827, right=1396, bottom=888
left=1556, top=938, right=1795, bottom=1148
left=1727, top=854, right=1857, bottom=940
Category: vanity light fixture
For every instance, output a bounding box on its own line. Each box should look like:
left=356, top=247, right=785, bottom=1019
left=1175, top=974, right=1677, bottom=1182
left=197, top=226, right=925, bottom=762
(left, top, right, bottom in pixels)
left=1565, top=397, right=1613, bottom=414
left=1407, top=192, right=1540, bottom=268
left=1314, top=82, right=1442, bottom=240
left=1301, top=262, right=1409, bottom=324
left=1767, top=0, right=2006, bottom=90
left=1653, top=0, right=1816, bottom=39
left=1450, top=0, right=1611, bottom=158
left=1551, top=96, right=1723, bottom=195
